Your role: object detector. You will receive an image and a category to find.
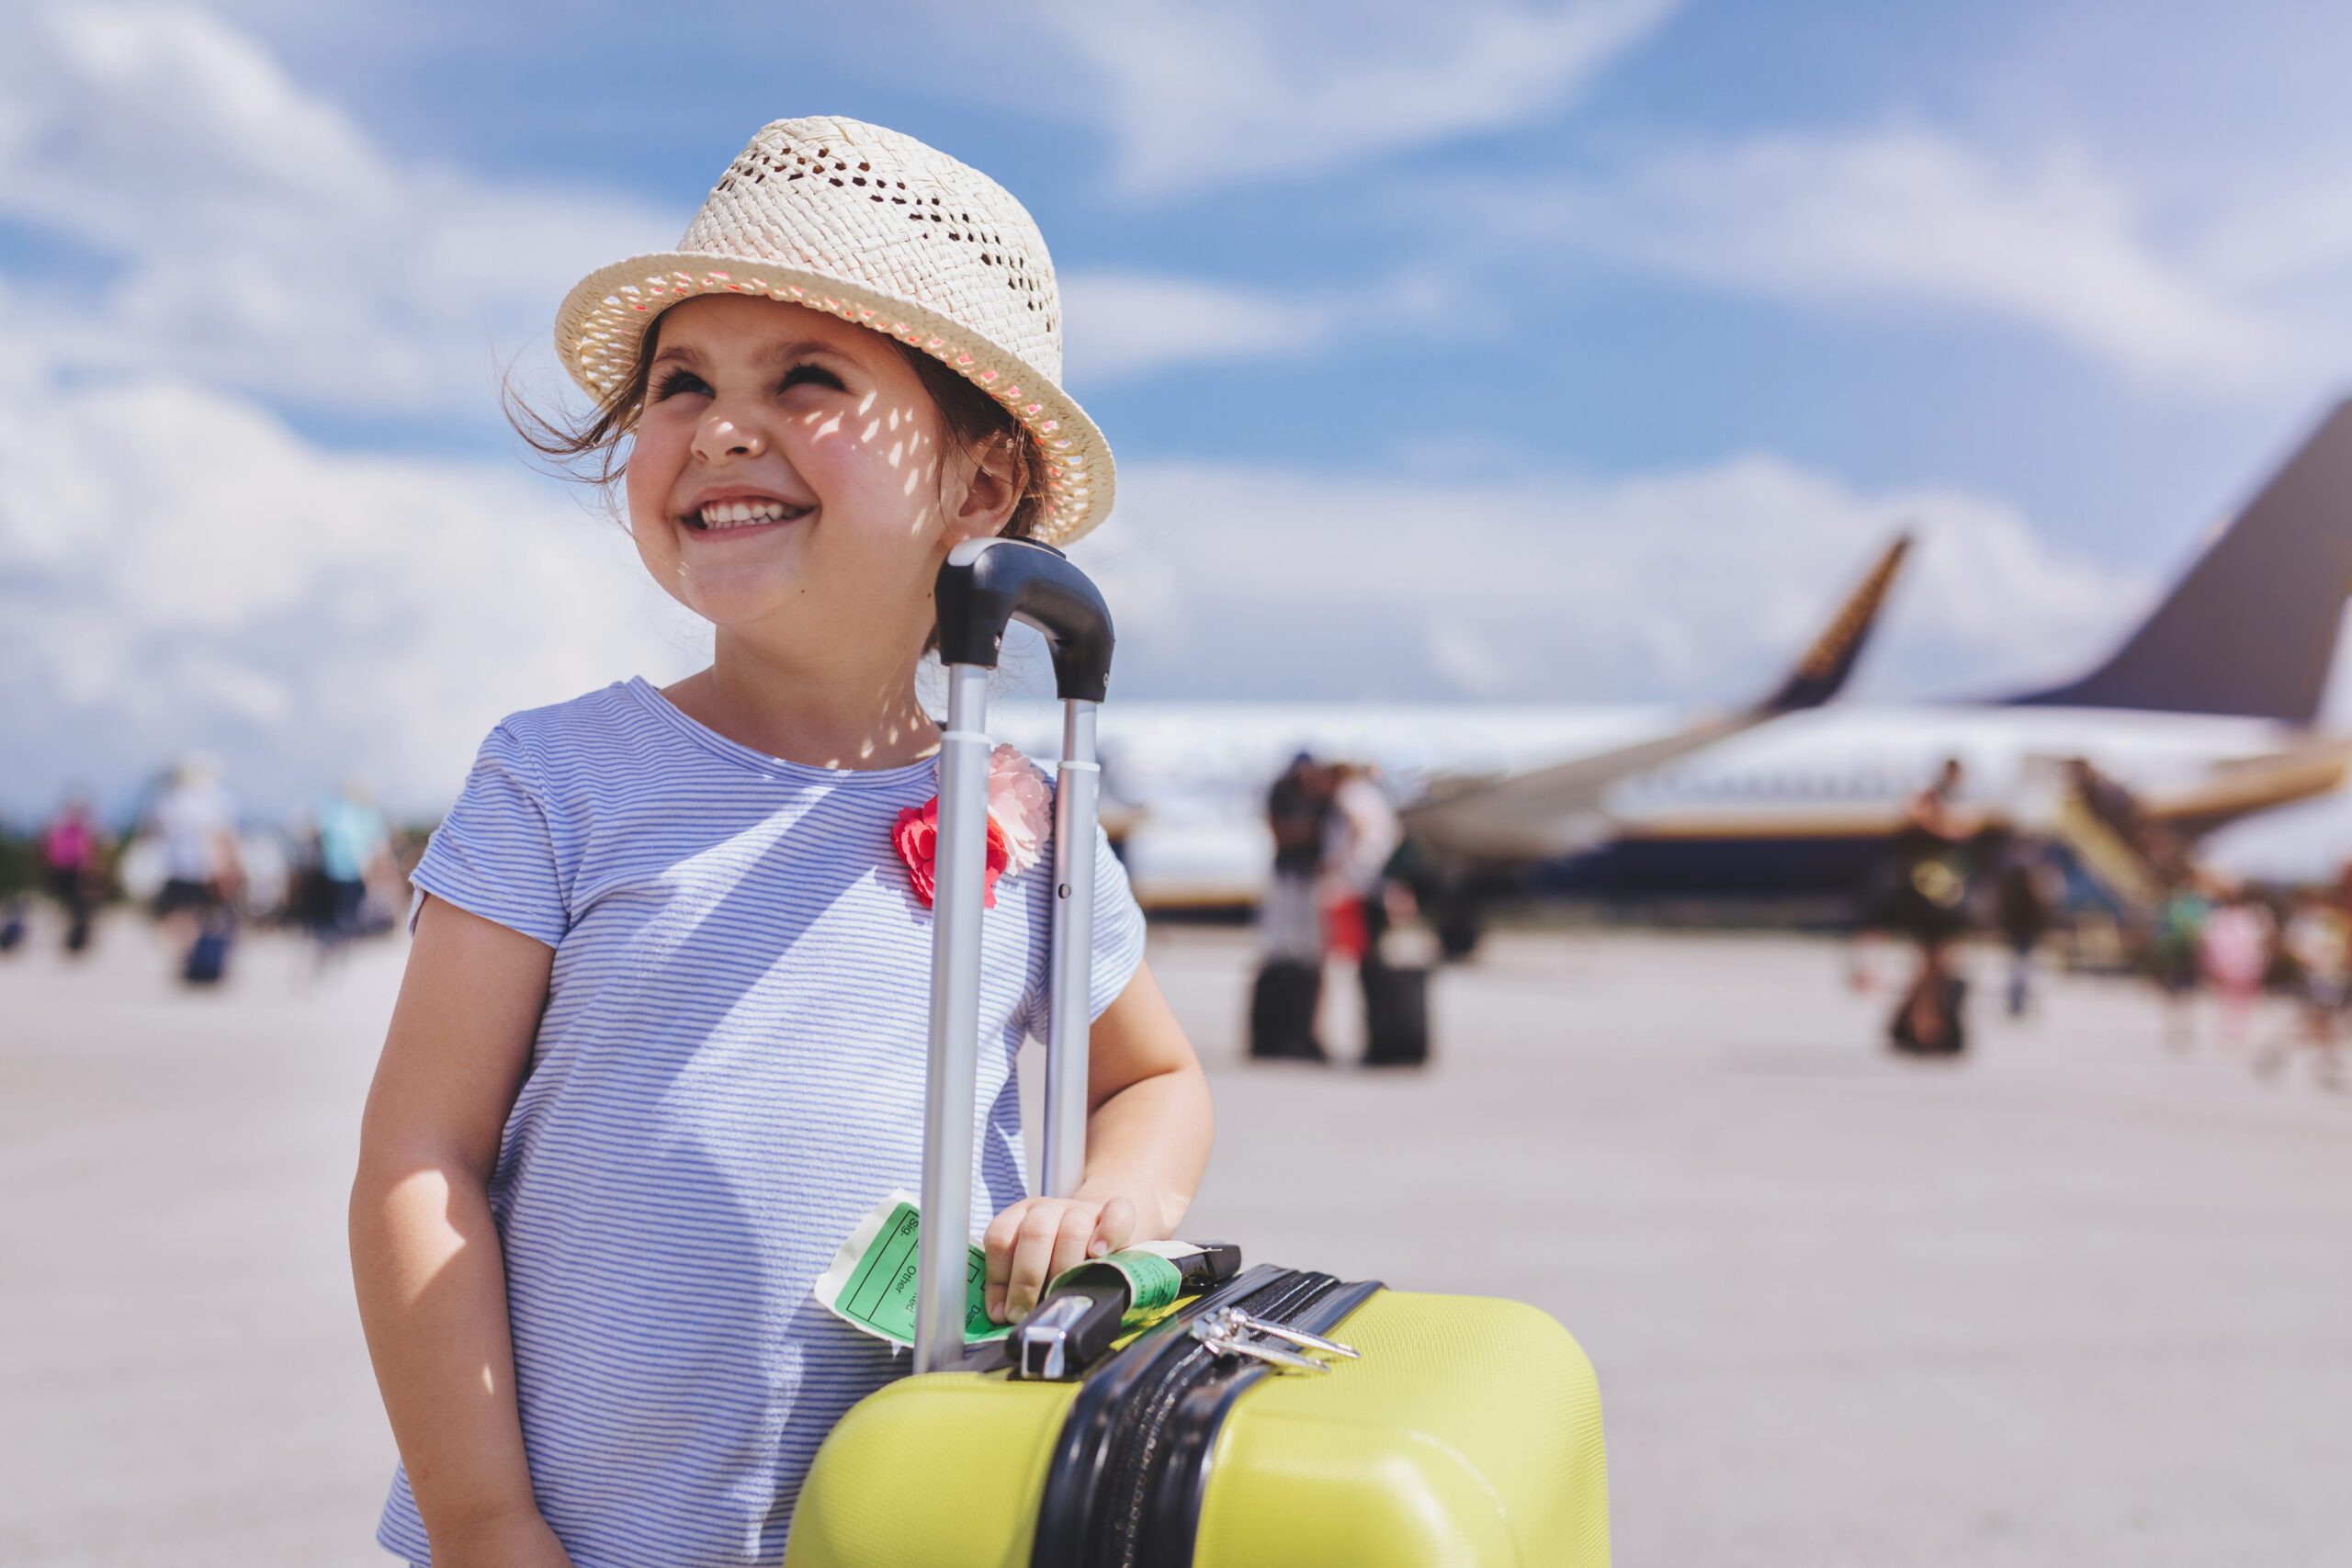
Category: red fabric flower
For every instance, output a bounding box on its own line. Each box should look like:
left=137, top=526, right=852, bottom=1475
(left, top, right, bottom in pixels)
left=893, top=795, right=1012, bottom=909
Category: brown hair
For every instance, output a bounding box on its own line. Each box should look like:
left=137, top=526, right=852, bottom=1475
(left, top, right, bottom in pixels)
left=507, top=315, right=1047, bottom=542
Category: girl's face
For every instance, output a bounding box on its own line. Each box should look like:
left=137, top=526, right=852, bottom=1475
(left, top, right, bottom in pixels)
left=623, top=294, right=1012, bottom=651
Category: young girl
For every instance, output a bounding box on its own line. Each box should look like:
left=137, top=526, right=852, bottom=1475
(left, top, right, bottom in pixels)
left=349, top=118, right=1214, bottom=1568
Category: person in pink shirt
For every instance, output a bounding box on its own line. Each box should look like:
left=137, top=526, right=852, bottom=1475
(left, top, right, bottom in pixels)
left=38, top=790, right=103, bottom=954
left=2199, top=884, right=2277, bottom=1049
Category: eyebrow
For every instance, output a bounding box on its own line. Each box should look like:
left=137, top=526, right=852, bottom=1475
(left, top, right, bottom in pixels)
left=649, top=338, right=851, bottom=369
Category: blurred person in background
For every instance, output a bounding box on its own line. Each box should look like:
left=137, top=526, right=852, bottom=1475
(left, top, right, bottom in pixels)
left=2150, top=874, right=2213, bottom=1052
left=2199, top=880, right=2276, bottom=1052
left=39, top=788, right=105, bottom=955
left=2258, top=887, right=2347, bottom=1089
left=312, top=776, right=395, bottom=962
left=1887, top=757, right=1976, bottom=1055
left=1321, top=761, right=1401, bottom=968
left=1263, top=752, right=1331, bottom=958
left=1323, top=761, right=1431, bottom=1066
left=1994, top=836, right=2060, bottom=1019
left=1250, top=752, right=1333, bottom=1061
left=145, top=754, right=243, bottom=975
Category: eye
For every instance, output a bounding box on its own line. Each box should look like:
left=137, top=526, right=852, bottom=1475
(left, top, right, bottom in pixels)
left=650, top=367, right=710, bottom=401
left=778, top=363, right=847, bottom=394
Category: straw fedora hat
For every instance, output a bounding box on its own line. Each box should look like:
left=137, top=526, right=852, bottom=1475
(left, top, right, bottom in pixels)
left=555, top=116, right=1111, bottom=543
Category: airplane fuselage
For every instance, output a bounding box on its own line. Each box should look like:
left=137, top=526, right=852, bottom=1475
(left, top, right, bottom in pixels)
left=996, top=701, right=2322, bottom=908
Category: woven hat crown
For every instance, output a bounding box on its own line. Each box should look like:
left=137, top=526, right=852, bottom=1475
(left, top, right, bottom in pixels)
left=556, top=117, right=1111, bottom=540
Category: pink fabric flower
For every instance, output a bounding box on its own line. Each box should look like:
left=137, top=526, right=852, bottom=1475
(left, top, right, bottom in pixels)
left=890, top=746, right=1050, bottom=910
left=892, top=796, right=1012, bottom=909
left=986, top=744, right=1052, bottom=875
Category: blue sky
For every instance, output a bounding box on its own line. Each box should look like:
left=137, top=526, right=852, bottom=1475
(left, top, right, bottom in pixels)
left=5, top=0, right=2352, bottom=820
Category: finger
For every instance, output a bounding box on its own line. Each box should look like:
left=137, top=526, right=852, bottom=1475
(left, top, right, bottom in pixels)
left=1043, top=1207, right=1095, bottom=1294
left=1004, top=1204, right=1065, bottom=1319
left=983, top=1203, right=1029, bottom=1322
left=1089, top=1196, right=1138, bottom=1258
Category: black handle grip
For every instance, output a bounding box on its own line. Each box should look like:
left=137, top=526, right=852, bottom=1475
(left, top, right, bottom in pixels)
left=933, top=539, right=1114, bottom=703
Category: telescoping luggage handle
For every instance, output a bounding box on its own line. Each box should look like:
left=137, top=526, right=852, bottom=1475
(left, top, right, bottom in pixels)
left=915, top=536, right=1114, bottom=1375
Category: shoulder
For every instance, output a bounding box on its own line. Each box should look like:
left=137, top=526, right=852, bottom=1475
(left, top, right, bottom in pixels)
left=475, top=680, right=685, bottom=782
left=489, top=680, right=644, bottom=752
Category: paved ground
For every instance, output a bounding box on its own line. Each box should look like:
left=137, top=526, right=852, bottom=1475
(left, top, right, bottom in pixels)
left=3, top=915, right=2346, bottom=1566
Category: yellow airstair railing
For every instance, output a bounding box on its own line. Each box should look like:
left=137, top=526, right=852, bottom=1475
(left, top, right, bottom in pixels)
left=2048, top=791, right=2164, bottom=919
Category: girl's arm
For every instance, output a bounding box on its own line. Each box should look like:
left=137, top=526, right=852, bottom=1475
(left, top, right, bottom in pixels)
left=983, top=958, right=1214, bottom=1322
left=350, top=895, right=573, bottom=1567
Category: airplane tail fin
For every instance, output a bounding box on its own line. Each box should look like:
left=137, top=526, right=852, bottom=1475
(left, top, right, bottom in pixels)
left=2007, top=400, right=2352, bottom=725
left=1757, top=532, right=1912, bottom=714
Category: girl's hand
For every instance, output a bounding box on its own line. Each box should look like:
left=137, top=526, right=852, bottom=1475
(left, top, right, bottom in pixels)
left=982, top=1194, right=1138, bottom=1323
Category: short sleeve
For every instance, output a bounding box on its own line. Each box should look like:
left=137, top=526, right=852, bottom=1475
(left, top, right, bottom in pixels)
left=406, top=723, right=571, bottom=948
left=1017, top=819, right=1148, bottom=1041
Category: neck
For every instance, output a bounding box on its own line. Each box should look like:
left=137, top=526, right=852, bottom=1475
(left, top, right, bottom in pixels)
left=668, top=628, right=941, bottom=772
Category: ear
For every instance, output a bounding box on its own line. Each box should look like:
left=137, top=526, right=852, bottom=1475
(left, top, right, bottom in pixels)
left=946, top=434, right=1022, bottom=544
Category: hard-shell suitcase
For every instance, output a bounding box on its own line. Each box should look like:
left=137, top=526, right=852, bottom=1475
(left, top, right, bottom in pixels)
left=786, top=540, right=1608, bottom=1567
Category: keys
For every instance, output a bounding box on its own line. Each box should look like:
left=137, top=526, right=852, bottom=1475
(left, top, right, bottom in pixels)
left=1187, top=1306, right=1362, bottom=1373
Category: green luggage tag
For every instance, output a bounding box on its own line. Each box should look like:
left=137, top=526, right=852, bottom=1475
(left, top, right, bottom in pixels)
left=813, top=1192, right=1010, bottom=1348
left=815, top=1197, right=1212, bottom=1352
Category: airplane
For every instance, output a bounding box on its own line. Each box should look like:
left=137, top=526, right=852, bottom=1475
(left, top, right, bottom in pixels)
left=1519, top=400, right=2352, bottom=913
left=1001, top=400, right=2352, bottom=931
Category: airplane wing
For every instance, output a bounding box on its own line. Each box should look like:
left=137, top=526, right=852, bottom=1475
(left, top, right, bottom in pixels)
left=1403, top=534, right=1913, bottom=861
left=2141, top=739, right=2352, bottom=838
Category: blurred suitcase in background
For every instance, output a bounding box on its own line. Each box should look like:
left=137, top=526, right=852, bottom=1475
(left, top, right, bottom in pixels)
left=1361, top=961, right=1430, bottom=1067
left=182, top=913, right=233, bottom=986
left=1248, top=958, right=1325, bottom=1061
left=786, top=540, right=1608, bottom=1567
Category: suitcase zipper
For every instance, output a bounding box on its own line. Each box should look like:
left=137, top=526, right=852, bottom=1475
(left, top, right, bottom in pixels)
left=1029, top=1265, right=1383, bottom=1568
left=1088, top=1269, right=1340, bottom=1568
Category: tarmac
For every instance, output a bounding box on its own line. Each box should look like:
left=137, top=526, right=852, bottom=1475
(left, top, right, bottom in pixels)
left=3, top=916, right=2346, bottom=1566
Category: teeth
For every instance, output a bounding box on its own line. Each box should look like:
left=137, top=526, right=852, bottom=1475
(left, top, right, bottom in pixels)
left=694, top=499, right=805, bottom=529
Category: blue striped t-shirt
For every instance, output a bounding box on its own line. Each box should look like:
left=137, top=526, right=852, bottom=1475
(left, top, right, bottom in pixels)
left=375, top=676, right=1147, bottom=1567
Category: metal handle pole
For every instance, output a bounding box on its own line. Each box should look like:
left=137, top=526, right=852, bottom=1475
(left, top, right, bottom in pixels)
left=1038, top=699, right=1101, bottom=1198
left=914, top=662, right=994, bottom=1375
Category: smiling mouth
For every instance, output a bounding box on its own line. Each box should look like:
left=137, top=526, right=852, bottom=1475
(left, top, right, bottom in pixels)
left=683, top=498, right=814, bottom=532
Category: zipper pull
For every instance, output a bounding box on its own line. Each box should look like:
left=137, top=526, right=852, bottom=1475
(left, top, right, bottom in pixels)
left=1225, top=1310, right=1361, bottom=1360
left=1188, top=1317, right=1330, bottom=1372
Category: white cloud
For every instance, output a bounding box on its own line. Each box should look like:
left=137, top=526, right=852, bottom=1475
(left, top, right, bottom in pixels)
left=1056, top=266, right=1466, bottom=386
left=1057, top=272, right=1337, bottom=386
left=1522, top=128, right=2287, bottom=389
left=1071, top=452, right=2146, bottom=705
left=0, top=354, right=707, bottom=822
left=0, top=4, right=678, bottom=415
left=1041, top=0, right=1680, bottom=197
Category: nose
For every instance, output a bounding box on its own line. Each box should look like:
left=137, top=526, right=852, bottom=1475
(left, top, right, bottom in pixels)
left=692, top=409, right=766, bottom=462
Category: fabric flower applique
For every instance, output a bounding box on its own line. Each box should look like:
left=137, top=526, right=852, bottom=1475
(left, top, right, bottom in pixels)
left=893, top=744, right=1052, bottom=909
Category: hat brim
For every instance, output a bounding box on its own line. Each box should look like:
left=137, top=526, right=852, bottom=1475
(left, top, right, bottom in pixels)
left=554, top=251, right=1114, bottom=544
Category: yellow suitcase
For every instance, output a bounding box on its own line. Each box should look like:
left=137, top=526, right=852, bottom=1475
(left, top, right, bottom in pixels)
left=788, top=543, right=1609, bottom=1566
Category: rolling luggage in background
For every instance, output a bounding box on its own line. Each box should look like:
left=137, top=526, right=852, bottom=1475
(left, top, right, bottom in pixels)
left=1888, top=975, right=1967, bottom=1055
left=786, top=540, right=1608, bottom=1567
left=1248, top=958, right=1325, bottom=1061
left=1361, top=960, right=1430, bottom=1067
left=182, top=911, right=234, bottom=986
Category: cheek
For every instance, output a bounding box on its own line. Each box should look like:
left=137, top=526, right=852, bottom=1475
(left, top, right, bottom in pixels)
left=793, top=401, right=945, bottom=532
left=624, top=421, right=688, bottom=529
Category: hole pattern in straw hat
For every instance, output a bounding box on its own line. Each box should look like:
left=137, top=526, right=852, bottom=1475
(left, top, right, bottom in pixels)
left=554, top=117, right=1111, bottom=543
